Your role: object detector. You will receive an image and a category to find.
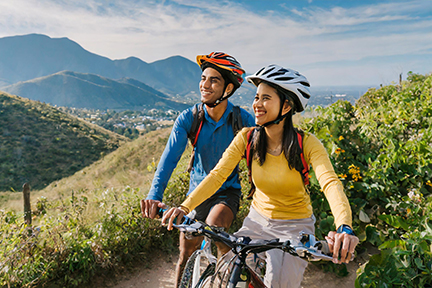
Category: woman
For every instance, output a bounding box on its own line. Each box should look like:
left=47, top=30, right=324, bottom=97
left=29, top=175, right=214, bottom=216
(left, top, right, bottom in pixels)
left=162, top=64, right=359, bottom=288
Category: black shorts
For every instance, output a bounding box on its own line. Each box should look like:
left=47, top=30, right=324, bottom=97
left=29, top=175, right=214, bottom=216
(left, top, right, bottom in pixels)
left=192, top=188, right=241, bottom=222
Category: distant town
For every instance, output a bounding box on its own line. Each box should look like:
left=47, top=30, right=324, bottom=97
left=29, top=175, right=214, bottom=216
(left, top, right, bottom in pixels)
left=58, top=107, right=180, bottom=139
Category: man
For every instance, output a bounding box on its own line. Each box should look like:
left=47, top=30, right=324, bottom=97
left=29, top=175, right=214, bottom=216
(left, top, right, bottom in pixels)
left=141, top=52, right=255, bottom=287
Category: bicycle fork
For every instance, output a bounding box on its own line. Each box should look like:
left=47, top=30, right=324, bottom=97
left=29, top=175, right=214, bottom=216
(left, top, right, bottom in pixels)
left=228, top=255, right=244, bottom=288
left=228, top=254, right=265, bottom=288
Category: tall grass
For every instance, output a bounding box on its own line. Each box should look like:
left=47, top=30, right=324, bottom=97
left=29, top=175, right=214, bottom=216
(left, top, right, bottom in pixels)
left=0, top=127, right=194, bottom=287
left=1, top=128, right=173, bottom=211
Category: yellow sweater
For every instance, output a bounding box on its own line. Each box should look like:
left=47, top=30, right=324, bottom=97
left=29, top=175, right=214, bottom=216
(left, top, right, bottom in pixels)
left=181, top=128, right=352, bottom=229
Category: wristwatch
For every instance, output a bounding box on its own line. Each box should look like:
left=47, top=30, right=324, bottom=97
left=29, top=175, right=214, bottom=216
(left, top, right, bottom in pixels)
left=337, top=224, right=355, bottom=236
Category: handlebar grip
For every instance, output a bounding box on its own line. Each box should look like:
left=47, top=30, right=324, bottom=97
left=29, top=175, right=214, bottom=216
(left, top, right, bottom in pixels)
left=157, top=207, right=166, bottom=218
left=157, top=207, right=194, bottom=225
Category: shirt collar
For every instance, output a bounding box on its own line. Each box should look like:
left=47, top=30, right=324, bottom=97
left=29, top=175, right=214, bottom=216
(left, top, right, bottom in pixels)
left=203, top=101, right=234, bottom=126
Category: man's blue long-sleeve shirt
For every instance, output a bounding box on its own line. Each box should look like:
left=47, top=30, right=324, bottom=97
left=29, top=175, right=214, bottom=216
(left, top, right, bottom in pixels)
left=147, top=101, right=255, bottom=201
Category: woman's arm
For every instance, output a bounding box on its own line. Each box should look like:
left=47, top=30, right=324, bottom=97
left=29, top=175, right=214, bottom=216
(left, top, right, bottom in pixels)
left=304, top=133, right=359, bottom=264
left=181, top=128, right=249, bottom=212
left=304, top=133, right=352, bottom=229
left=163, top=128, right=250, bottom=230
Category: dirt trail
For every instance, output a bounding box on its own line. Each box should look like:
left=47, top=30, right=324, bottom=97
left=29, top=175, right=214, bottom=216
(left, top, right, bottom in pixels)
left=101, top=250, right=368, bottom=288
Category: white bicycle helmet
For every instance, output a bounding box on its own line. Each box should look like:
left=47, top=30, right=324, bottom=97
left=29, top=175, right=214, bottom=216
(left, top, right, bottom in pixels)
left=246, top=64, right=311, bottom=112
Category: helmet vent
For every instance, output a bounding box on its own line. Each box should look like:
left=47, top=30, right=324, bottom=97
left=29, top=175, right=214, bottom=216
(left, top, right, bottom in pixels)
left=274, top=76, right=295, bottom=81
left=298, top=89, right=311, bottom=99
left=261, top=67, right=275, bottom=76
left=300, top=81, right=310, bottom=87
left=268, top=71, right=288, bottom=78
left=255, top=67, right=265, bottom=76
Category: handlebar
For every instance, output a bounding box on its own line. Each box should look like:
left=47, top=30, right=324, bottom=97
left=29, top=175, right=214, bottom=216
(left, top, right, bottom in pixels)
left=160, top=209, right=333, bottom=262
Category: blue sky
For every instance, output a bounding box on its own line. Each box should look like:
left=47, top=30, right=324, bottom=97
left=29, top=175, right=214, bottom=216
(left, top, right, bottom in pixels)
left=0, top=0, right=431, bottom=86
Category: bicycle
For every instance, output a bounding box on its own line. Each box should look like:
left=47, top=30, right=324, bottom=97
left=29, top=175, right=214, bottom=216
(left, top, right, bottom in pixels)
left=165, top=215, right=334, bottom=288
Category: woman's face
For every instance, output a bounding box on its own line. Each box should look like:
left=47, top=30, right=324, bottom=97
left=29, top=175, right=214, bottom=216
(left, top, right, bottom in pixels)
left=252, top=82, right=282, bottom=126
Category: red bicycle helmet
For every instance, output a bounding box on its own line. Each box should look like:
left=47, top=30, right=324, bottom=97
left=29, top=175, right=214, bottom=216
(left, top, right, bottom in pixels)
left=196, top=52, right=245, bottom=90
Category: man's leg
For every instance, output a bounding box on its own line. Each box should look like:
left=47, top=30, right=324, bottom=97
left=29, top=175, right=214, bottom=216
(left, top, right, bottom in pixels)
left=175, top=232, right=203, bottom=288
left=205, top=203, right=234, bottom=257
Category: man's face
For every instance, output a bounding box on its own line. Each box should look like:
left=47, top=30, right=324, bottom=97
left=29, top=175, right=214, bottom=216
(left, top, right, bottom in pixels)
left=199, top=67, right=226, bottom=104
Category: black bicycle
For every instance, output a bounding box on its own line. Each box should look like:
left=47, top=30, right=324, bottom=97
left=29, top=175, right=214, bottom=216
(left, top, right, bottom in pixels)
left=169, top=218, right=333, bottom=288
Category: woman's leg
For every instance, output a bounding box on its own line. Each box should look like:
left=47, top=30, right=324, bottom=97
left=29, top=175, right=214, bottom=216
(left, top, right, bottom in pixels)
left=235, top=206, right=316, bottom=288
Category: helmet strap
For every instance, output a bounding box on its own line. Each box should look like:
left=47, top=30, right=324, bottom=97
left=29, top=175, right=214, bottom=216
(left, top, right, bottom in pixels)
left=203, top=82, right=232, bottom=108
left=260, top=100, right=289, bottom=127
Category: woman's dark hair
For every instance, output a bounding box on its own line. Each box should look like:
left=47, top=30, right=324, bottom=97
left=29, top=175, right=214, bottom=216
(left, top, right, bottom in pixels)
left=252, top=80, right=304, bottom=172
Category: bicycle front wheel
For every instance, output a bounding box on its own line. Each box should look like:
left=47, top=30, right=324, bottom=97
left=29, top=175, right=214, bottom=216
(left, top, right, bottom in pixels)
left=180, top=250, right=214, bottom=288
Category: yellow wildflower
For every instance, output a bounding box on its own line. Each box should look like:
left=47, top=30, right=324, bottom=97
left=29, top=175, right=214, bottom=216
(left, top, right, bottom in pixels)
left=426, top=180, right=432, bottom=187
left=348, top=164, right=362, bottom=182
left=352, top=174, right=363, bottom=182
left=335, top=148, right=345, bottom=154
left=348, top=164, right=360, bottom=175
left=339, top=136, right=344, bottom=141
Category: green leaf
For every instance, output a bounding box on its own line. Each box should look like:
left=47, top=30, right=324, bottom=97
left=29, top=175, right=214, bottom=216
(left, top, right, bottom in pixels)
left=379, top=240, right=406, bottom=250
left=378, top=214, right=409, bottom=231
left=414, top=257, right=425, bottom=269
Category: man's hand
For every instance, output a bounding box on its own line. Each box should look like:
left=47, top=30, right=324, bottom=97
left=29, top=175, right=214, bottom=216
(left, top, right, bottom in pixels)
left=140, top=199, right=166, bottom=219
left=161, top=207, right=186, bottom=231
left=325, top=231, right=359, bottom=264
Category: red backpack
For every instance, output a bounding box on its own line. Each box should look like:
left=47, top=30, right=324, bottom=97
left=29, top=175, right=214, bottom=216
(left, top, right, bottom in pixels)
left=245, top=128, right=310, bottom=199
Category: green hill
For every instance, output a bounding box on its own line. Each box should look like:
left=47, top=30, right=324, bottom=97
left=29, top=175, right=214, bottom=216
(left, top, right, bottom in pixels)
left=39, top=127, right=175, bottom=201
left=0, top=126, right=180, bottom=212
left=0, top=91, right=129, bottom=191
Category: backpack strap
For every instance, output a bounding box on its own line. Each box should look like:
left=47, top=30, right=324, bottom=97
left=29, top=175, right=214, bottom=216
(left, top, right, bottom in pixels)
left=228, top=105, right=243, bottom=136
left=187, top=104, right=205, bottom=172
left=296, top=132, right=310, bottom=186
left=187, top=104, right=244, bottom=173
left=245, top=128, right=256, bottom=199
left=187, top=103, right=205, bottom=146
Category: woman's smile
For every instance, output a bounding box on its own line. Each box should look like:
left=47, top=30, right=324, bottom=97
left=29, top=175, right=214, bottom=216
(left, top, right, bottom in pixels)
left=252, top=83, right=281, bottom=125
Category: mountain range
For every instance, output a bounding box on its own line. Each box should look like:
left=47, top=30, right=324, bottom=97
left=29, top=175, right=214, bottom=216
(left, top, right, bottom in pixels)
left=0, top=33, right=372, bottom=112
left=1, top=70, right=188, bottom=110
left=0, top=34, right=202, bottom=95
left=0, top=34, right=202, bottom=110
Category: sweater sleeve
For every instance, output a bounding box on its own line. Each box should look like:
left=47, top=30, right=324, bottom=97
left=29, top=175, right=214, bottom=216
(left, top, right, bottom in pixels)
left=304, top=133, right=353, bottom=229
left=181, top=128, right=249, bottom=213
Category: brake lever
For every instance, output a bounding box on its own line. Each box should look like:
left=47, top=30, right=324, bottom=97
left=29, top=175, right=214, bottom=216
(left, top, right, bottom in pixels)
left=294, top=246, right=334, bottom=261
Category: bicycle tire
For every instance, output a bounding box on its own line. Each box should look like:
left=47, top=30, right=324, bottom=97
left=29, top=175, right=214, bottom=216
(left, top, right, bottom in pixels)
left=179, top=250, right=213, bottom=288
left=195, top=263, right=216, bottom=288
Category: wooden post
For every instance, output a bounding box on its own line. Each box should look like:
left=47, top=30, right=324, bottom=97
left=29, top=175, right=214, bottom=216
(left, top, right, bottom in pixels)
left=23, top=183, right=32, bottom=225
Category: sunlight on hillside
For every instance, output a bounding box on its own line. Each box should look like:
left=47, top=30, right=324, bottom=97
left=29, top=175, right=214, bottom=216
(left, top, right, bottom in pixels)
left=0, top=127, right=190, bottom=214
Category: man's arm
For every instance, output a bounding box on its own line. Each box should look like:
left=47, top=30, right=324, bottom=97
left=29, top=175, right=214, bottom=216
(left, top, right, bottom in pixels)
left=146, top=110, right=191, bottom=201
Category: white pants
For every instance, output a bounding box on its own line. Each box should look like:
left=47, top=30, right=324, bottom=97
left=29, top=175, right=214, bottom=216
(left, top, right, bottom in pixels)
left=234, top=206, right=315, bottom=288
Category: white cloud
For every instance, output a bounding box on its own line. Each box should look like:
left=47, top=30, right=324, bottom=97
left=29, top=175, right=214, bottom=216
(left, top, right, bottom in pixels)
left=0, top=0, right=431, bottom=86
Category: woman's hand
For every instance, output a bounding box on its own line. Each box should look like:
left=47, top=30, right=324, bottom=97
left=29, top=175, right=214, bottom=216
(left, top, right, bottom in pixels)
left=325, top=231, right=359, bottom=264
left=161, top=207, right=186, bottom=231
